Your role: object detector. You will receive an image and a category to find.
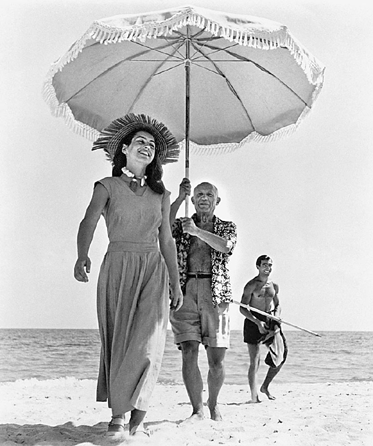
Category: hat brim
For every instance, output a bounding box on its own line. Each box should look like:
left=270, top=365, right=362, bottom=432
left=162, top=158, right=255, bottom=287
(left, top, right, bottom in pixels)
left=92, top=113, right=180, bottom=165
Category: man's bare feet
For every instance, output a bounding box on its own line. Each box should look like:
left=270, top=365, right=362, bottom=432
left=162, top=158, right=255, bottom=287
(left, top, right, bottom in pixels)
left=247, top=395, right=261, bottom=404
left=182, top=412, right=205, bottom=423
left=260, top=385, right=276, bottom=400
left=208, top=405, right=223, bottom=421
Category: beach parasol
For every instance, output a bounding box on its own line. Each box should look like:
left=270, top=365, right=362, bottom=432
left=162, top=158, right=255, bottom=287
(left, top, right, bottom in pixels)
left=43, top=5, right=325, bottom=210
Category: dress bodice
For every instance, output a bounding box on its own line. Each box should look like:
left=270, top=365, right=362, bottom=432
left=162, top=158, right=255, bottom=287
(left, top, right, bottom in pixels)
left=97, top=177, right=169, bottom=244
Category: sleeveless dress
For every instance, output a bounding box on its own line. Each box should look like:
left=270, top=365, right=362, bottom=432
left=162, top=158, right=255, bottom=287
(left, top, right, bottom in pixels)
left=95, top=176, right=170, bottom=414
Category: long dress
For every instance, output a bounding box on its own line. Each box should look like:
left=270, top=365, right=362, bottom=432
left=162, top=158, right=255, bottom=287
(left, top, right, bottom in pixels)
left=95, top=176, right=170, bottom=415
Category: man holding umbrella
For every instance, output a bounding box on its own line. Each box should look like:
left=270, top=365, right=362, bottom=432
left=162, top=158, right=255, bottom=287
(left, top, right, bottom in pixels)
left=169, top=178, right=237, bottom=421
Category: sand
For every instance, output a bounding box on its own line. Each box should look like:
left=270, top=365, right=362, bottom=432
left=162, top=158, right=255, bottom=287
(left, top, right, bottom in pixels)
left=0, top=378, right=372, bottom=445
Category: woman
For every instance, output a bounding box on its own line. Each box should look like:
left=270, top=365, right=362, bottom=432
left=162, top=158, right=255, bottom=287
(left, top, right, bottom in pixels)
left=74, top=113, right=183, bottom=438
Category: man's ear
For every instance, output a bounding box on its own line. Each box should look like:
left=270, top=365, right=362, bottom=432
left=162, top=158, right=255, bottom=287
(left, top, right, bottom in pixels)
left=216, top=197, right=221, bottom=206
left=191, top=196, right=195, bottom=205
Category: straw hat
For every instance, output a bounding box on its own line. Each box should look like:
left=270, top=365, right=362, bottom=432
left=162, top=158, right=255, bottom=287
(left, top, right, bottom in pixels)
left=92, top=113, right=180, bottom=164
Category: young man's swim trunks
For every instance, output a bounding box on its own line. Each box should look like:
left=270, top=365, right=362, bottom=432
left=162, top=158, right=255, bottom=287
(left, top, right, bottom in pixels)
left=243, top=313, right=288, bottom=367
left=243, top=312, right=269, bottom=344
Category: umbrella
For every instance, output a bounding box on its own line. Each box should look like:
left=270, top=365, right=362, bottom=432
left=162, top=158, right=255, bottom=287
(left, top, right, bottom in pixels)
left=43, top=4, right=325, bottom=210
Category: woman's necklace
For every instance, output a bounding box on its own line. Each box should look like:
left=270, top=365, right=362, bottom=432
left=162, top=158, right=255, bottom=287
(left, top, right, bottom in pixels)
left=121, top=167, right=147, bottom=191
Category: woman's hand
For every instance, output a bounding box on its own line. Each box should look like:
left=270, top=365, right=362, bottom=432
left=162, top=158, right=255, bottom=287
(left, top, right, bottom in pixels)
left=170, top=286, right=184, bottom=311
left=74, top=257, right=91, bottom=282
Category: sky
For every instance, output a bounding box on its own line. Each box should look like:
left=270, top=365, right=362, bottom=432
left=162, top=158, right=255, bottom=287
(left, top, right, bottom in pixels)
left=1, top=0, right=372, bottom=332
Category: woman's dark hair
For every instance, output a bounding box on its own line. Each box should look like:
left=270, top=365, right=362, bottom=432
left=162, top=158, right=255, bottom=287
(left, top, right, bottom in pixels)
left=112, top=130, right=165, bottom=194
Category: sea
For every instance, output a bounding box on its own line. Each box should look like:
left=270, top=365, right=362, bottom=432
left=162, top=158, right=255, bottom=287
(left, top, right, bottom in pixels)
left=0, top=329, right=372, bottom=385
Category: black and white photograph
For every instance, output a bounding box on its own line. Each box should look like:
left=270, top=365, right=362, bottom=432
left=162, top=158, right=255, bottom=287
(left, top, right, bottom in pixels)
left=1, top=0, right=372, bottom=445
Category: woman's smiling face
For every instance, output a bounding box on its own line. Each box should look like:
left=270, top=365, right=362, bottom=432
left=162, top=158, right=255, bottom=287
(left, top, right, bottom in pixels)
left=126, top=131, right=156, bottom=165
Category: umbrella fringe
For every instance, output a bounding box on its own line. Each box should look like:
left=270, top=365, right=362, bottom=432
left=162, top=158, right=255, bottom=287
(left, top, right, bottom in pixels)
left=42, top=77, right=100, bottom=141
left=180, top=125, right=297, bottom=155
left=58, top=105, right=100, bottom=141
left=44, top=7, right=324, bottom=86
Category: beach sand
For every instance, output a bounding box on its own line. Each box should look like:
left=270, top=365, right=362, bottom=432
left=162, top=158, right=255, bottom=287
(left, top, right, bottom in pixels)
left=0, top=378, right=372, bottom=445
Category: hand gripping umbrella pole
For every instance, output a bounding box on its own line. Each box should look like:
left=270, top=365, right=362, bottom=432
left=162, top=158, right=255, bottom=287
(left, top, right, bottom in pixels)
left=232, top=300, right=321, bottom=337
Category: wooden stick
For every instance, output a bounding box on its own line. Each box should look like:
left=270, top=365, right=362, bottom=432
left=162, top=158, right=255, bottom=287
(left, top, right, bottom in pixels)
left=232, top=300, right=321, bottom=337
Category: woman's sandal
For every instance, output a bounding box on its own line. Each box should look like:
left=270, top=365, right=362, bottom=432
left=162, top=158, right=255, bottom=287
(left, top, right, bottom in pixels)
left=107, top=415, right=126, bottom=437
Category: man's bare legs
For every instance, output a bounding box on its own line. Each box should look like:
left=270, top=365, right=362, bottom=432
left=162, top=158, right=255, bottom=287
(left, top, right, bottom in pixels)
left=180, top=340, right=204, bottom=420
left=247, top=343, right=261, bottom=403
left=206, top=346, right=226, bottom=421
left=180, top=342, right=226, bottom=421
left=260, top=363, right=283, bottom=400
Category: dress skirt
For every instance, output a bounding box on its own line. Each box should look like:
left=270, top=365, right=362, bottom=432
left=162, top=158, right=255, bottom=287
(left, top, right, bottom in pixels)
left=96, top=241, right=169, bottom=414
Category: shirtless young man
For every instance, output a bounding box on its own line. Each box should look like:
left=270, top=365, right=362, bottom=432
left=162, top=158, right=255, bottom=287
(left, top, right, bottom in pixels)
left=169, top=178, right=237, bottom=421
left=240, top=255, right=287, bottom=403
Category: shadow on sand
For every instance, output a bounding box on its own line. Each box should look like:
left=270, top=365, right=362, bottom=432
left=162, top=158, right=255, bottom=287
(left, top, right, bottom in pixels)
left=0, top=418, right=189, bottom=446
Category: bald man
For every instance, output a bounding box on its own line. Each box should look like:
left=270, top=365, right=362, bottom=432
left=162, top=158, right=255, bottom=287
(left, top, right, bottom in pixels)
left=169, top=178, right=237, bottom=422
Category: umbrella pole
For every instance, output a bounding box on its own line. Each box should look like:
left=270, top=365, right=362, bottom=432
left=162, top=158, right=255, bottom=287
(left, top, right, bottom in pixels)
left=184, top=26, right=191, bottom=217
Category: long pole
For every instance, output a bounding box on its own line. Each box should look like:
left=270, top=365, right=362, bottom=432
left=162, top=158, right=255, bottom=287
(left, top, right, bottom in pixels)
left=233, top=300, right=321, bottom=337
left=184, top=26, right=191, bottom=217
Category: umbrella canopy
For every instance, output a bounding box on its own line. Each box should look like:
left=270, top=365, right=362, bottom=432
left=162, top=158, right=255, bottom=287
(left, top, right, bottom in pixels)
left=43, top=4, right=325, bottom=161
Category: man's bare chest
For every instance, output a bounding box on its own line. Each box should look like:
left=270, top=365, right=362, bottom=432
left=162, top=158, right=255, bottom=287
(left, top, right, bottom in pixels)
left=254, top=281, right=275, bottom=298
left=188, top=222, right=213, bottom=266
left=189, top=236, right=211, bottom=254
